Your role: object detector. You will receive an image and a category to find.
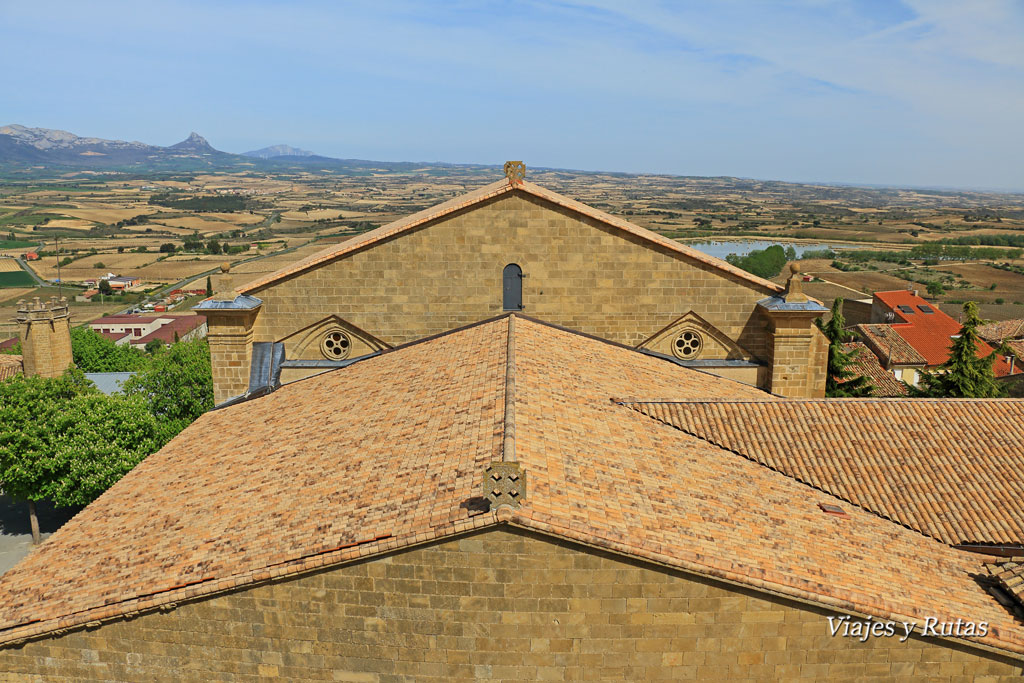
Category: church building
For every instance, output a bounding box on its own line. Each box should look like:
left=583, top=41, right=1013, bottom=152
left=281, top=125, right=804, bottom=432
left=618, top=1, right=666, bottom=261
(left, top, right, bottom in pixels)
left=0, top=166, right=1022, bottom=680
left=198, top=164, right=829, bottom=404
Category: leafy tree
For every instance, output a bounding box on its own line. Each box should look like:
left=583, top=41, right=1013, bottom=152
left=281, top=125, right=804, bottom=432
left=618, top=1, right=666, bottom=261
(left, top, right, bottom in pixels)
left=206, top=239, right=222, bottom=255
left=123, top=338, right=213, bottom=443
left=98, top=279, right=113, bottom=296
left=926, top=281, right=945, bottom=297
left=784, top=245, right=797, bottom=261
left=815, top=298, right=873, bottom=397
left=44, top=394, right=160, bottom=507
left=0, top=369, right=96, bottom=542
left=144, top=338, right=165, bottom=354
left=914, top=301, right=1007, bottom=398
left=725, top=245, right=788, bottom=279
left=159, top=243, right=176, bottom=253
left=70, top=327, right=147, bottom=372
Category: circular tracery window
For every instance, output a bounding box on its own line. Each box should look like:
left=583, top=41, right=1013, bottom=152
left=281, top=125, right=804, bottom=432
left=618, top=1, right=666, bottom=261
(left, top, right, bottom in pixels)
left=320, top=329, right=352, bottom=360
left=672, top=330, right=703, bottom=359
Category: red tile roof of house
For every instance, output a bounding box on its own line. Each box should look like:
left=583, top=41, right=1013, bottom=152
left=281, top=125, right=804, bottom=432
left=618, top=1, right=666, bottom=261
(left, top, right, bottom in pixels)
left=873, top=290, right=1014, bottom=376
left=0, top=316, right=1022, bottom=658
left=235, top=178, right=785, bottom=296
left=978, top=318, right=1024, bottom=343
left=840, top=342, right=909, bottom=396
left=985, top=557, right=1024, bottom=616
left=852, top=323, right=927, bottom=366
left=133, top=315, right=205, bottom=346
left=627, top=398, right=1024, bottom=546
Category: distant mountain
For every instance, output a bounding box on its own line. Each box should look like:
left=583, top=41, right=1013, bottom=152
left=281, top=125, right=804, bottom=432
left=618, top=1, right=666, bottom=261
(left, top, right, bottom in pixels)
left=0, top=125, right=239, bottom=171
left=168, top=132, right=218, bottom=154
left=0, top=124, right=476, bottom=175
left=244, top=144, right=316, bottom=159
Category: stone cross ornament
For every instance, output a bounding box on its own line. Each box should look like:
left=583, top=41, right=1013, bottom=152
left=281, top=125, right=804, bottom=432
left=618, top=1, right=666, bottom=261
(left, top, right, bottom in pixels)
left=484, top=462, right=526, bottom=509
left=503, top=160, right=526, bottom=185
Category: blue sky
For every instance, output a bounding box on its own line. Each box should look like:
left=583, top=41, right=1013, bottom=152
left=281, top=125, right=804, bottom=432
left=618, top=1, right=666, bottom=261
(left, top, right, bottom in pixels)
left=2, top=0, right=1022, bottom=190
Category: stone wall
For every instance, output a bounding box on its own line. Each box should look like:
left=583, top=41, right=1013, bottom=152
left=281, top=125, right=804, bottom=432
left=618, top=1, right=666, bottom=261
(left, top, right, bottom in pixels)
left=248, top=192, right=777, bottom=359
left=0, top=528, right=1019, bottom=681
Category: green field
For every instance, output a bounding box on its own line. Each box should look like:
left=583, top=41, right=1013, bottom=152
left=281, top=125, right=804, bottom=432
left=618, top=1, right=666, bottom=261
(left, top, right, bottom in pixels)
left=0, top=271, right=35, bottom=287
left=0, top=239, right=36, bottom=249
left=0, top=212, right=67, bottom=227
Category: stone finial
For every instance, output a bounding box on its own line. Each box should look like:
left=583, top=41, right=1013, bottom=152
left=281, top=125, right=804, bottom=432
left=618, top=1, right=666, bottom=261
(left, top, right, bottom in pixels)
left=484, top=461, right=526, bottom=510
left=211, top=262, right=236, bottom=302
left=783, top=262, right=809, bottom=303
left=503, top=161, right=526, bottom=185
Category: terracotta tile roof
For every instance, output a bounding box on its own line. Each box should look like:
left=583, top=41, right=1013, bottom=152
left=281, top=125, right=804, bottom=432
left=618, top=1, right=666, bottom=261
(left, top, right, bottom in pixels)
left=852, top=323, right=927, bottom=366
left=985, top=557, right=1024, bottom=615
left=872, top=291, right=1014, bottom=375
left=235, top=178, right=784, bottom=296
left=133, top=315, right=205, bottom=346
left=626, top=399, right=1024, bottom=546
left=840, top=342, right=908, bottom=396
left=0, top=317, right=1022, bottom=659
left=978, top=318, right=1024, bottom=343
left=0, top=355, right=23, bottom=381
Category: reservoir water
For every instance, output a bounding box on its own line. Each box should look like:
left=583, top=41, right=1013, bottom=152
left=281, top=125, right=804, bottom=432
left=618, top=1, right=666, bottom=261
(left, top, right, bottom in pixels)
left=684, top=240, right=858, bottom=260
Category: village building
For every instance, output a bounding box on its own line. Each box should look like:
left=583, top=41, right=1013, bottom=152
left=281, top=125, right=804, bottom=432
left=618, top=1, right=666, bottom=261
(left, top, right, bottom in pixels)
left=853, top=289, right=1016, bottom=388
left=0, top=315, right=1021, bottom=679
left=197, top=169, right=830, bottom=404
left=89, top=313, right=207, bottom=349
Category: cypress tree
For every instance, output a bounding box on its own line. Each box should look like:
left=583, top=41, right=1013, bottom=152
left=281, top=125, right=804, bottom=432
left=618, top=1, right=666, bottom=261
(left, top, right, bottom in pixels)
left=815, top=298, right=874, bottom=397
left=205, top=275, right=213, bottom=297
left=915, top=301, right=1006, bottom=397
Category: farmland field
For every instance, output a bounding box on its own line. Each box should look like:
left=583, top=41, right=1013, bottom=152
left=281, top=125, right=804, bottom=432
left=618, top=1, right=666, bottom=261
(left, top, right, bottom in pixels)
left=0, top=259, right=24, bottom=272
left=2, top=164, right=1024, bottom=320
left=0, top=271, right=36, bottom=287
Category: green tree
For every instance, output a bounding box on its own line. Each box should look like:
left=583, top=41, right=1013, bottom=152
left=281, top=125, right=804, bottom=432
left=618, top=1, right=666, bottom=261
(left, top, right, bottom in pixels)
left=0, top=370, right=95, bottom=542
left=70, top=327, right=147, bottom=372
left=144, top=338, right=165, bottom=354
left=98, top=279, right=113, bottom=296
left=205, top=275, right=213, bottom=297
left=815, top=298, right=874, bottom=397
left=123, top=338, right=214, bottom=443
left=915, top=301, right=1007, bottom=398
left=206, top=239, right=222, bottom=255
left=784, top=245, right=797, bottom=261
left=44, top=394, right=160, bottom=507
left=926, top=281, right=945, bottom=297
left=159, top=243, right=176, bottom=253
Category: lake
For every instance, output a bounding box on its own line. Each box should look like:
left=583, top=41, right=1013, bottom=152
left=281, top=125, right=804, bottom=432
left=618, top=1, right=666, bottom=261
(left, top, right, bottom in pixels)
left=684, top=240, right=858, bottom=260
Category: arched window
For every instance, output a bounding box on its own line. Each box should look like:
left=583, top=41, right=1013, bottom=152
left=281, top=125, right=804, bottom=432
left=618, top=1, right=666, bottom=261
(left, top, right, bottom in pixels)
left=503, top=263, right=523, bottom=311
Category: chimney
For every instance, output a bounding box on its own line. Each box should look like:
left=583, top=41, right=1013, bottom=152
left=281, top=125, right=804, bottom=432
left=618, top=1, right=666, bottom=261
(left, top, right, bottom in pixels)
left=15, top=296, right=73, bottom=378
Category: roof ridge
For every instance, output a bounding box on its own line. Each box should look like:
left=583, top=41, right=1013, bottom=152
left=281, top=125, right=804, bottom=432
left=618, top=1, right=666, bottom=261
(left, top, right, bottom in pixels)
left=503, top=315, right=517, bottom=463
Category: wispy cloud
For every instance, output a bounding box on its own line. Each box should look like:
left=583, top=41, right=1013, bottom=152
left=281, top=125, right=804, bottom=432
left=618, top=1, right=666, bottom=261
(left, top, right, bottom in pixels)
left=0, top=0, right=1021, bottom=189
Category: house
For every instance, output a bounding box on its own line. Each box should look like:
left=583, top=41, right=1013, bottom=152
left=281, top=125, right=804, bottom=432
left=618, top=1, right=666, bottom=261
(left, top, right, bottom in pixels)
left=854, top=289, right=1015, bottom=386
left=88, top=313, right=207, bottom=349
left=840, top=341, right=909, bottom=396
left=197, top=167, right=830, bottom=404
left=21, top=252, right=38, bottom=261
left=74, top=288, right=99, bottom=302
left=105, top=275, right=141, bottom=291
left=0, top=315, right=1021, bottom=679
